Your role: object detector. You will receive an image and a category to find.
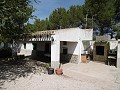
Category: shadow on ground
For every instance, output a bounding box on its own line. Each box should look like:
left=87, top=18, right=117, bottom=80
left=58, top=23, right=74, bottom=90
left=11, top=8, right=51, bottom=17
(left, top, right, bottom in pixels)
left=0, top=57, right=48, bottom=89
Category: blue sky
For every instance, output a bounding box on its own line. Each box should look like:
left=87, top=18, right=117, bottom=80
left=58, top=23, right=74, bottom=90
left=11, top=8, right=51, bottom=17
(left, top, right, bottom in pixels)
left=29, top=0, right=85, bottom=23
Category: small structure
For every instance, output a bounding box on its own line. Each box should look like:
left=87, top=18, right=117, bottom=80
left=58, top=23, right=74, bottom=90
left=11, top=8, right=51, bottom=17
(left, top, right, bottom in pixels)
left=18, top=27, right=93, bottom=68
left=91, top=36, right=119, bottom=67
left=93, top=36, right=111, bottom=62
left=93, top=41, right=110, bottom=62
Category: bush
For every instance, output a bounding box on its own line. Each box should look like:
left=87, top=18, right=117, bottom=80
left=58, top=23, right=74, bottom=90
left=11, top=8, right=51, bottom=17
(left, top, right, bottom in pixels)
left=0, top=47, right=12, bottom=58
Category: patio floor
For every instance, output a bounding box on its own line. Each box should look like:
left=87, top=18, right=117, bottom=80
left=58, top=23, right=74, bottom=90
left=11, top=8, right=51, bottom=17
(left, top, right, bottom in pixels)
left=62, top=61, right=120, bottom=84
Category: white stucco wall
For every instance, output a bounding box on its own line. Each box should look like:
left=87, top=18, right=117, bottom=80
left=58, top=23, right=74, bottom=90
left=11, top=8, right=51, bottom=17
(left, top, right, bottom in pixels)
left=109, top=41, right=118, bottom=50
left=80, top=29, right=93, bottom=40
left=20, top=27, right=93, bottom=67
left=21, top=43, right=33, bottom=50
left=57, top=28, right=79, bottom=41
left=60, top=41, right=82, bottom=55
left=55, top=28, right=93, bottom=42
left=117, top=40, right=120, bottom=68
left=18, top=43, right=33, bottom=56
left=51, top=35, right=60, bottom=68
left=26, top=43, right=33, bottom=50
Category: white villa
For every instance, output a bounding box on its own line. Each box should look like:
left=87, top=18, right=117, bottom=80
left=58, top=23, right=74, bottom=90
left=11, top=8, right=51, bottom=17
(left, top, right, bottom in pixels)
left=18, top=27, right=93, bottom=68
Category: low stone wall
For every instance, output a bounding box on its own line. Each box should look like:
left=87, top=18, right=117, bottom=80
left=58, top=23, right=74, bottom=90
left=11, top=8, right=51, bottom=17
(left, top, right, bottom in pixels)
left=96, top=36, right=111, bottom=41
left=60, top=54, right=78, bottom=64
left=93, top=55, right=108, bottom=62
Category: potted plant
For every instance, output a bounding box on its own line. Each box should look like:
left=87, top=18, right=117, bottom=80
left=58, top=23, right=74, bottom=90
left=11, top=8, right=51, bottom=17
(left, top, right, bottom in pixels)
left=55, top=63, right=63, bottom=75
left=48, top=67, right=54, bottom=75
left=43, top=63, right=54, bottom=75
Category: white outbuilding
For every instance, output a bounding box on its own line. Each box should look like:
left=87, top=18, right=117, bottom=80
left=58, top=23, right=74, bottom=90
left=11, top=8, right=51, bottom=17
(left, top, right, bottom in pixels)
left=18, top=27, right=93, bottom=68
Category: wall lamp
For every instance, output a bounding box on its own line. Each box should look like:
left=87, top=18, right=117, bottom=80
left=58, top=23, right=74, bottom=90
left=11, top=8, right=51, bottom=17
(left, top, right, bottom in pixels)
left=51, top=37, right=54, bottom=42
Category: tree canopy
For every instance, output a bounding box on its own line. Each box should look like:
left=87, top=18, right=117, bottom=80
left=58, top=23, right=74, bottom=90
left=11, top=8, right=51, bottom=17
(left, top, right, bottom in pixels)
left=28, top=5, right=86, bottom=31
left=114, top=0, right=120, bottom=22
left=1, top=0, right=120, bottom=41
left=0, top=0, right=33, bottom=42
left=84, top=0, right=116, bottom=34
left=17, top=0, right=120, bottom=38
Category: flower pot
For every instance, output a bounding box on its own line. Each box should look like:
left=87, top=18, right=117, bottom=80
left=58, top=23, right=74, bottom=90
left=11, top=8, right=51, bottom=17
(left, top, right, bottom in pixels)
left=48, top=68, right=54, bottom=75
left=81, top=54, right=87, bottom=63
left=55, top=68, right=63, bottom=75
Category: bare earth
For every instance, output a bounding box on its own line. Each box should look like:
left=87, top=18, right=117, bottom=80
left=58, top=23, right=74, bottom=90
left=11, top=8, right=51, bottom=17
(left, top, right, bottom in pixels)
left=1, top=61, right=120, bottom=90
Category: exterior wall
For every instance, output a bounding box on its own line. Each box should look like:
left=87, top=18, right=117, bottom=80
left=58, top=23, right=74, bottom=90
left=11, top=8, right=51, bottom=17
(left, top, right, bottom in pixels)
left=56, top=28, right=93, bottom=42
left=93, top=44, right=108, bottom=62
left=19, top=42, right=51, bottom=59
left=19, top=27, right=93, bottom=68
left=96, top=36, right=111, bottom=41
left=60, top=42, right=79, bottom=54
left=57, top=28, right=93, bottom=63
left=92, top=40, right=118, bottom=62
left=117, top=40, right=120, bottom=68
left=90, top=40, right=118, bottom=50
left=60, top=41, right=82, bottom=63
left=21, top=43, right=33, bottom=50
left=60, top=54, right=79, bottom=63
left=19, top=43, right=33, bottom=56
left=109, top=41, right=118, bottom=50
left=51, top=35, right=60, bottom=68
left=80, top=29, right=93, bottom=40
left=57, top=28, right=79, bottom=41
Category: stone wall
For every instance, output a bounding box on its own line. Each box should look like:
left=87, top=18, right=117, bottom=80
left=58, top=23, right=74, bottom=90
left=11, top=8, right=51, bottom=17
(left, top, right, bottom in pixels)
left=93, top=43, right=109, bottom=62
left=60, top=54, right=78, bottom=64
left=96, top=36, right=111, bottom=41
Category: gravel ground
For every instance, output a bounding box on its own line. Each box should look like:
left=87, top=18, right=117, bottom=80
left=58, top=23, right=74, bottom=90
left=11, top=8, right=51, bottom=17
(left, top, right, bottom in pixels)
left=0, top=60, right=120, bottom=90
left=0, top=73, right=120, bottom=90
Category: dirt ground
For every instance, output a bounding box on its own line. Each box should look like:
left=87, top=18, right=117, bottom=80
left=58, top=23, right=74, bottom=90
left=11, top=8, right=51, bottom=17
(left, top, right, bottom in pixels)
left=1, top=72, right=120, bottom=90
left=0, top=59, right=120, bottom=90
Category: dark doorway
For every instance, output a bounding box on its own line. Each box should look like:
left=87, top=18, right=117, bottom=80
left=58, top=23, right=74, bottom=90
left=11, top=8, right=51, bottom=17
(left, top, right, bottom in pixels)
left=32, top=43, right=37, bottom=50
left=63, top=47, right=68, bottom=55
left=45, top=43, right=50, bottom=53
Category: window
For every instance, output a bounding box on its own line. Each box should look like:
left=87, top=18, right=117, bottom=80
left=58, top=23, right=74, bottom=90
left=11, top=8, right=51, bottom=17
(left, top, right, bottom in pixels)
left=63, top=47, right=68, bottom=55
left=96, top=46, right=104, bottom=55
left=63, top=41, right=67, bottom=45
